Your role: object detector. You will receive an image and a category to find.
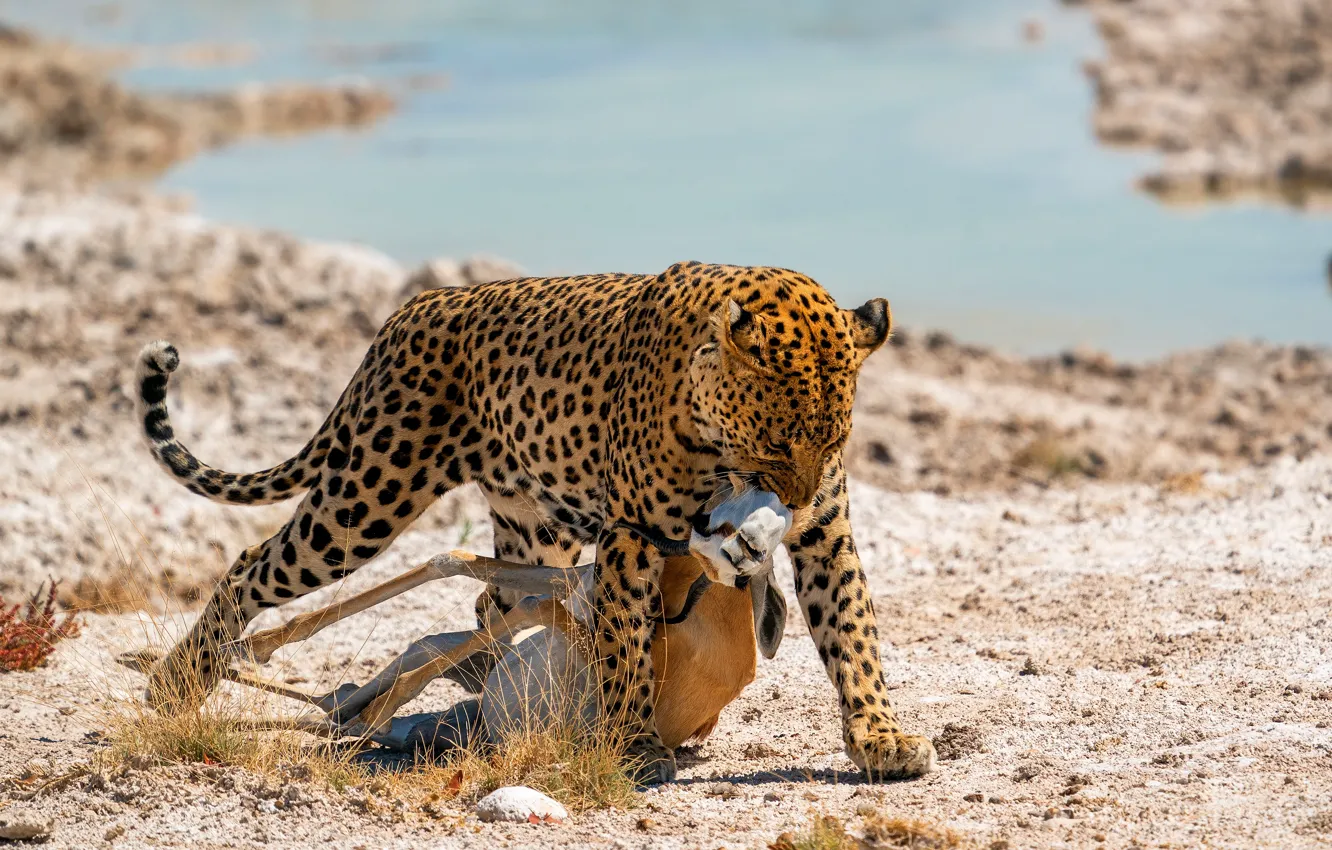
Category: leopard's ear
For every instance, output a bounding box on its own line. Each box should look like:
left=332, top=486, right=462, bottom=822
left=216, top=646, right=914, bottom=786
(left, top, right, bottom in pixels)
left=842, top=298, right=892, bottom=367
left=719, top=300, right=774, bottom=374
left=845, top=298, right=891, bottom=350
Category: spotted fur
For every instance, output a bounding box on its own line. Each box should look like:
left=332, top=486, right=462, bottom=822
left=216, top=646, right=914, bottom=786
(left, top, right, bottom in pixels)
left=135, top=261, right=935, bottom=784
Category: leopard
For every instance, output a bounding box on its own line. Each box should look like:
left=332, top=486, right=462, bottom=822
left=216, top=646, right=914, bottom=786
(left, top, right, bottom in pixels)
left=133, top=260, right=938, bottom=785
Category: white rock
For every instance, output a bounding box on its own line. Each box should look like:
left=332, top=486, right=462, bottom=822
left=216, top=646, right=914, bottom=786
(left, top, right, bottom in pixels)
left=0, top=813, right=53, bottom=841
left=461, top=254, right=525, bottom=285
left=474, top=786, right=568, bottom=824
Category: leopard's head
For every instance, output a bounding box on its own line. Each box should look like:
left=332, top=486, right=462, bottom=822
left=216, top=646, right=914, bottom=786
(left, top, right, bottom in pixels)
left=690, top=268, right=891, bottom=510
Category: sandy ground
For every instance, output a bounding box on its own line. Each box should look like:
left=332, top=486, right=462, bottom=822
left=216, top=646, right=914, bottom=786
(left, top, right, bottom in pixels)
left=5, top=458, right=1332, bottom=849
left=3, top=11, right=1332, bottom=850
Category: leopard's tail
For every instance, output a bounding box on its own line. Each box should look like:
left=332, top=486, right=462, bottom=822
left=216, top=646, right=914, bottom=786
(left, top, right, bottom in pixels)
left=136, top=340, right=343, bottom=506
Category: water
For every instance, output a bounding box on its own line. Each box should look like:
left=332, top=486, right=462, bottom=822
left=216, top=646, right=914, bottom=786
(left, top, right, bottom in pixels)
left=7, top=0, right=1331, bottom=358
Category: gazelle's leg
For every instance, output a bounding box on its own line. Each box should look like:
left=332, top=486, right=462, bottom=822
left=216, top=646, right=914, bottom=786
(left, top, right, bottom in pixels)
left=356, top=598, right=588, bottom=734
left=230, top=550, right=583, bottom=663
left=234, top=561, right=440, bottom=664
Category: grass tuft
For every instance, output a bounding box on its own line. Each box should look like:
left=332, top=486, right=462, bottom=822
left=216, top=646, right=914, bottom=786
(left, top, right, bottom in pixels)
left=397, top=720, right=639, bottom=814
left=773, top=812, right=969, bottom=850
left=771, top=815, right=862, bottom=850
left=862, top=811, right=965, bottom=848
left=99, top=673, right=372, bottom=789
left=96, top=603, right=638, bottom=814
left=1012, top=436, right=1089, bottom=479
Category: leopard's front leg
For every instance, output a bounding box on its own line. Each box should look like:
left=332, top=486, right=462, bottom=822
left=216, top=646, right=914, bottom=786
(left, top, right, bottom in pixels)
left=787, top=460, right=936, bottom=780
left=592, top=523, right=674, bottom=785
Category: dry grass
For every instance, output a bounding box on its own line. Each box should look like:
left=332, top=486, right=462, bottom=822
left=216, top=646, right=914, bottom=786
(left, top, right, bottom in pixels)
left=772, top=812, right=969, bottom=850
left=1159, top=469, right=1206, bottom=496
left=1012, top=436, right=1089, bottom=479
left=58, top=475, right=636, bottom=813
left=96, top=644, right=372, bottom=790
left=397, top=721, right=639, bottom=814
left=862, top=811, right=966, bottom=848
left=771, top=815, right=863, bottom=850
left=94, top=597, right=639, bottom=813
left=0, top=580, right=82, bottom=671
left=59, top=566, right=214, bottom=614
left=397, top=632, right=641, bottom=813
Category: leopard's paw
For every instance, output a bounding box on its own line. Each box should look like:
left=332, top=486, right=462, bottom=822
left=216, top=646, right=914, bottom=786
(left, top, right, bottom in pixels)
left=144, top=643, right=219, bottom=712
left=624, top=736, right=677, bottom=786
left=846, top=730, right=937, bottom=781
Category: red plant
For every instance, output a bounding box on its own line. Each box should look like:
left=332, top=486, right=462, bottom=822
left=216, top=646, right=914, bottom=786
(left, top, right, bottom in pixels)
left=0, top=581, right=82, bottom=672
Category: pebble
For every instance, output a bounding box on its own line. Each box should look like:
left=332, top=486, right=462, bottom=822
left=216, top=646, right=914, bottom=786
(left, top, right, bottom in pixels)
left=0, top=814, right=53, bottom=841
left=474, top=786, right=568, bottom=824
left=704, top=782, right=742, bottom=800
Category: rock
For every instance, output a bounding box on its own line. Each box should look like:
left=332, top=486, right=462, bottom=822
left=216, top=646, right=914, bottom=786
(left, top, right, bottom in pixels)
left=1074, top=0, right=1332, bottom=206
left=704, top=782, right=742, bottom=800
left=0, top=813, right=53, bottom=841
left=398, top=254, right=528, bottom=297
left=461, top=255, right=525, bottom=285
left=0, top=26, right=395, bottom=186
left=1214, top=403, right=1253, bottom=429
left=399, top=257, right=464, bottom=296
left=868, top=440, right=895, bottom=465
left=474, top=786, right=567, bottom=824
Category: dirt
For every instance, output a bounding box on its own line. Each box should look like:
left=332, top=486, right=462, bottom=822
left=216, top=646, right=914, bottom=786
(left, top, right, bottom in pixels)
left=3, top=15, right=1332, bottom=850
left=1068, top=0, right=1332, bottom=207
left=7, top=459, right=1332, bottom=849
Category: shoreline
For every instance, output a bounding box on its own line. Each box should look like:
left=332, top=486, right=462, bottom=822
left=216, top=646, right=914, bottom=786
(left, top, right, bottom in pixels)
left=1070, top=0, right=1332, bottom=208
left=0, top=25, right=395, bottom=186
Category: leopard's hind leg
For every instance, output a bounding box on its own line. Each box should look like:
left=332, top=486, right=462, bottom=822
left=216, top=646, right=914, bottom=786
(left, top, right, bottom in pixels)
left=147, top=451, right=460, bottom=708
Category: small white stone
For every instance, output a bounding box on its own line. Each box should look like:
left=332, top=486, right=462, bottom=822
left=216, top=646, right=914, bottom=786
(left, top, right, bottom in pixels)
left=474, top=786, right=568, bottom=824
left=256, top=799, right=279, bottom=815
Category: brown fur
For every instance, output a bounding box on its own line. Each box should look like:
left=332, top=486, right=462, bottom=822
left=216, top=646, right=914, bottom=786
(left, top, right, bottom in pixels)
left=651, top=555, right=757, bottom=749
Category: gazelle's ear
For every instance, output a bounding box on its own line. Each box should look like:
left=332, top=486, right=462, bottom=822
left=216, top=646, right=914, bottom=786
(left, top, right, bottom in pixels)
left=751, top=573, right=787, bottom=660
